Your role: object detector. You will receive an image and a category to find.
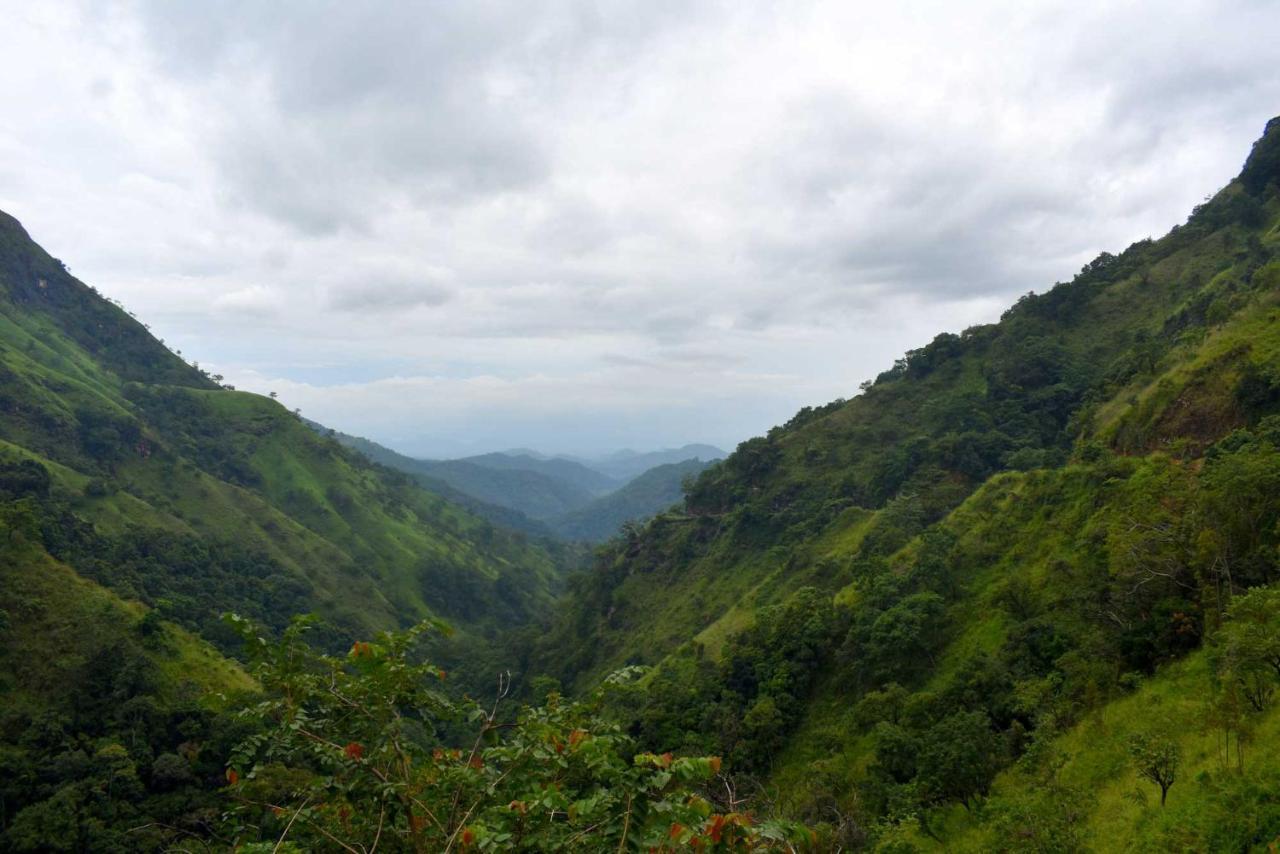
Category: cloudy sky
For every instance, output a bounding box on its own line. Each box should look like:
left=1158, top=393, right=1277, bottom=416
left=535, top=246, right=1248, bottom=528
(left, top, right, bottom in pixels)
left=1, top=1, right=1277, bottom=457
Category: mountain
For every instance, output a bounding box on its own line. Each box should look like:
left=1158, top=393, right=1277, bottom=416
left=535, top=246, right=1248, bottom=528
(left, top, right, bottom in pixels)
left=316, top=426, right=718, bottom=542
left=518, top=117, right=1280, bottom=849
left=318, top=426, right=731, bottom=542
left=549, top=457, right=714, bottom=542
left=0, top=207, right=572, bottom=846
left=305, top=433, right=619, bottom=523
left=0, top=208, right=576, bottom=638
left=570, top=444, right=726, bottom=482
left=453, top=452, right=620, bottom=495
left=414, top=458, right=598, bottom=521
left=304, top=419, right=554, bottom=536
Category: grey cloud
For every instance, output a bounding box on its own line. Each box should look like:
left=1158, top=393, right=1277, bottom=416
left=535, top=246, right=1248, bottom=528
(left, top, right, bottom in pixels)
left=9, top=1, right=1280, bottom=455
left=327, top=277, right=454, bottom=312
left=130, top=0, right=704, bottom=234
left=657, top=346, right=744, bottom=368
left=135, top=2, right=555, bottom=232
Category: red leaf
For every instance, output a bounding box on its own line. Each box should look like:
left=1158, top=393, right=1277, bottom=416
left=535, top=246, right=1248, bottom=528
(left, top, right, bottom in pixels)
left=343, top=742, right=364, bottom=761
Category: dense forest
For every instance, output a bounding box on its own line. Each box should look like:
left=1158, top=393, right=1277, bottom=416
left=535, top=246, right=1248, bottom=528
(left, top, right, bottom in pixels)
left=0, top=117, right=1277, bottom=850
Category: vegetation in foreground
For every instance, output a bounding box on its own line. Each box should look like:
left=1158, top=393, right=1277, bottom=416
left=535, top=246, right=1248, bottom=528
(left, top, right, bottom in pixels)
left=222, top=615, right=813, bottom=851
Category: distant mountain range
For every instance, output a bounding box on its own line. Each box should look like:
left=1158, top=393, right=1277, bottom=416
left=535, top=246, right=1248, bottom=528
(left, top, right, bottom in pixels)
left=550, top=458, right=711, bottom=542
left=308, top=423, right=725, bottom=541
left=559, top=445, right=729, bottom=482
left=458, top=452, right=619, bottom=497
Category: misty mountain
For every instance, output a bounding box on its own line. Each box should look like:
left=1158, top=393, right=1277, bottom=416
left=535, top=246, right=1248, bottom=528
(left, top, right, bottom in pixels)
left=549, top=457, right=714, bottom=542
left=563, top=444, right=726, bottom=481
left=454, top=452, right=620, bottom=496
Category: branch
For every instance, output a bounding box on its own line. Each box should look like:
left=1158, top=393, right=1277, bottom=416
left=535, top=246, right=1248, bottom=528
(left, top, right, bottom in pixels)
left=273, top=796, right=312, bottom=853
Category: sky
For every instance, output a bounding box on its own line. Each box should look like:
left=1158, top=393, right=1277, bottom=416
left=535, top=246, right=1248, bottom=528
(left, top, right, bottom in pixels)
left=1, top=1, right=1277, bottom=458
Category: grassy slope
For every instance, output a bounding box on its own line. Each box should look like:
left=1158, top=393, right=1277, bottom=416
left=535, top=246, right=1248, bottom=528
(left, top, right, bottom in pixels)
left=538, top=133, right=1279, bottom=687
left=967, top=649, right=1280, bottom=852
left=0, top=209, right=564, bottom=643
left=0, top=539, right=252, bottom=714
left=529, top=119, right=1280, bottom=845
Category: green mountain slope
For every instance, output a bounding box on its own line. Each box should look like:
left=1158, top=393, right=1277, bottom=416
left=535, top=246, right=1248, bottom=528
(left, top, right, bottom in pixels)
left=305, top=419, right=555, bottom=536
left=456, top=452, right=620, bottom=496
left=312, top=424, right=613, bottom=524
left=420, top=457, right=599, bottom=520
left=550, top=457, right=713, bottom=542
left=523, top=116, right=1280, bottom=846
left=0, top=493, right=256, bottom=850
left=0, top=209, right=579, bottom=850
left=0, top=209, right=564, bottom=644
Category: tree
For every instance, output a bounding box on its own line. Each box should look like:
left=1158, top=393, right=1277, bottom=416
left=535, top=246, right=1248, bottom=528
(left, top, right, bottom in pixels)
left=1128, top=733, right=1180, bottom=806
left=1221, top=587, right=1280, bottom=679
left=861, top=592, right=946, bottom=686
left=915, top=711, right=1001, bottom=811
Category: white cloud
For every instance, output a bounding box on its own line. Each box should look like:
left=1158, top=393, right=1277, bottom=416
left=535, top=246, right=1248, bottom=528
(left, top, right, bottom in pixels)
left=212, top=284, right=282, bottom=314
left=0, top=0, right=1277, bottom=455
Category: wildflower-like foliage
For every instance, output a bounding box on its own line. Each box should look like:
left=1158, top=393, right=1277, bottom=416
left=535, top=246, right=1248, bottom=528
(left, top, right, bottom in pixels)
left=222, top=614, right=814, bottom=851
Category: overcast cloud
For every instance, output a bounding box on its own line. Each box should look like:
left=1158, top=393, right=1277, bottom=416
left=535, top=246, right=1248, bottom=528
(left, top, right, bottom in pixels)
left=1, top=0, right=1277, bottom=457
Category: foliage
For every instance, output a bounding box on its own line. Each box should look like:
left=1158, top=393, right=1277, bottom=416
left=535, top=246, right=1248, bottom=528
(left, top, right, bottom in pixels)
left=223, top=615, right=814, bottom=851
left=1127, top=732, right=1181, bottom=806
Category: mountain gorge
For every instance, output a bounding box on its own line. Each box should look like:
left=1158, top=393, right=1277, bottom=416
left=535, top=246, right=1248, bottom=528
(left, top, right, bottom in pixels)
left=313, top=423, right=723, bottom=542
left=0, top=117, right=1278, bottom=851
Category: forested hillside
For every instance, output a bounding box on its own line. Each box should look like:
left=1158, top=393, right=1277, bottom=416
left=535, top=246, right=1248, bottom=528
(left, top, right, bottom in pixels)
left=0, top=209, right=564, bottom=640
left=550, top=457, right=713, bottom=542
left=519, top=116, right=1280, bottom=849
left=304, top=420, right=558, bottom=536
left=0, top=210, right=570, bottom=848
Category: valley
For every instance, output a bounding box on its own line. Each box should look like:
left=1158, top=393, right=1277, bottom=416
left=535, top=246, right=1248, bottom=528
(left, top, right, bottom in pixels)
left=1, top=115, right=1279, bottom=851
